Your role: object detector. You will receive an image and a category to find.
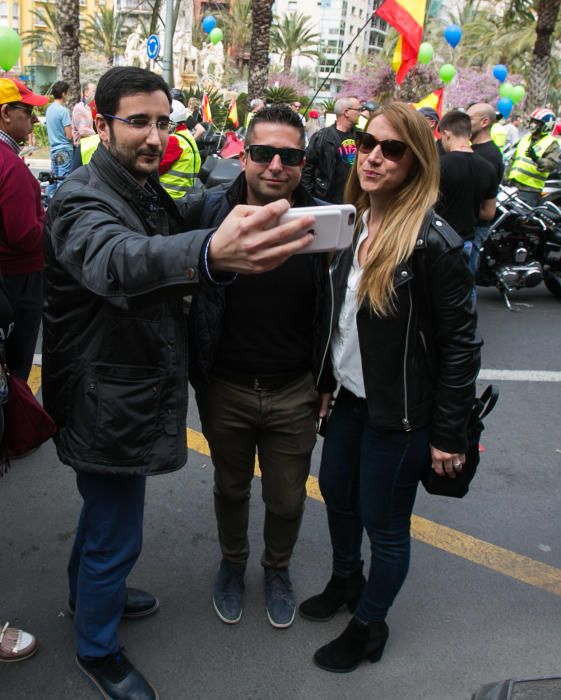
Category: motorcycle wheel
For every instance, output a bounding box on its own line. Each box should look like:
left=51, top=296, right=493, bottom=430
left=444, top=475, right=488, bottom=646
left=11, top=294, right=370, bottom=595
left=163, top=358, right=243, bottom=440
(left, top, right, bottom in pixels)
left=544, top=271, right=561, bottom=298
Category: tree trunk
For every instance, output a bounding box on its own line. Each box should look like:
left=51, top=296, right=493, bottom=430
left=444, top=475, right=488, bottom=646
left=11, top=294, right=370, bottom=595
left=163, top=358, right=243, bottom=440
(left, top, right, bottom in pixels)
left=248, top=0, right=273, bottom=100
left=56, top=0, right=80, bottom=108
left=283, top=52, right=291, bottom=74
left=527, top=0, right=561, bottom=110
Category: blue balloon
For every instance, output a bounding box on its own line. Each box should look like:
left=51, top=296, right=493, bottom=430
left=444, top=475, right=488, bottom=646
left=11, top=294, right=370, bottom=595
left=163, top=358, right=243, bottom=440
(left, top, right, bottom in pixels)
left=202, top=15, right=217, bottom=33
left=443, top=24, right=462, bottom=48
left=493, top=64, right=508, bottom=83
left=497, top=97, right=513, bottom=119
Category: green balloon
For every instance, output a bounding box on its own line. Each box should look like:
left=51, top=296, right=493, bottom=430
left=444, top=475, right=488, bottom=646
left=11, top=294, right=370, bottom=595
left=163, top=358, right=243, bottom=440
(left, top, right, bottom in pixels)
left=418, top=42, right=433, bottom=65
left=209, top=27, right=223, bottom=45
left=439, top=63, right=456, bottom=84
left=0, top=27, right=22, bottom=72
left=499, top=82, right=514, bottom=99
left=511, top=84, right=525, bottom=105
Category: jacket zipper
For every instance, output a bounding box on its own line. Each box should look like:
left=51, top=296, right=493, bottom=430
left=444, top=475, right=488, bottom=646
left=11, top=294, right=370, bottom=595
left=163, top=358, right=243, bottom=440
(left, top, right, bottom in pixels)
left=402, top=284, right=413, bottom=431
left=316, top=263, right=335, bottom=385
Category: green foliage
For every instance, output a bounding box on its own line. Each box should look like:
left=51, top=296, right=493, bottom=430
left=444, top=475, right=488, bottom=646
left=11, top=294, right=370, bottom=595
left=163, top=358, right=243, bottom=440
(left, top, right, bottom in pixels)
left=236, top=92, right=248, bottom=128
left=320, top=98, right=336, bottom=113
left=270, top=12, right=319, bottom=72
left=81, top=7, right=128, bottom=65
left=21, top=3, right=60, bottom=62
left=264, top=85, right=298, bottom=104
left=176, top=86, right=229, bottom=126
left=33, top=123, right=49, bottom=147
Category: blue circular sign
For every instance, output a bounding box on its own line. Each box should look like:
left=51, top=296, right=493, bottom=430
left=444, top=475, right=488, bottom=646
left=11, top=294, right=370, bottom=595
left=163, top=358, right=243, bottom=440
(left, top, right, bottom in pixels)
left=146, top=34, right=160, bottom=60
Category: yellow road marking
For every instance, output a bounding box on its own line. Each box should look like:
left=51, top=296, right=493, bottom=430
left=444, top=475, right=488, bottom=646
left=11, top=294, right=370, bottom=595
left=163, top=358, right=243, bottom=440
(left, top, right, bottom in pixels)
left=188, top=427, right=561, bottom=597
left=31, top=367, right=561, bottom=598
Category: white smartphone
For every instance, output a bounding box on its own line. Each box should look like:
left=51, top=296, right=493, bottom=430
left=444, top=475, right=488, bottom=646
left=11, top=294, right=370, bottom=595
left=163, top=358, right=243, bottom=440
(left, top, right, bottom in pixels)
left=279, top=204, right=357, bottom=253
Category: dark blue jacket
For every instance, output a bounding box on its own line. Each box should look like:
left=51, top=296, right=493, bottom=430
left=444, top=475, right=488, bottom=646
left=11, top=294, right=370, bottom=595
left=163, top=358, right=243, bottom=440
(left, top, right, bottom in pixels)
left=188, top=173, right=331, bottom=390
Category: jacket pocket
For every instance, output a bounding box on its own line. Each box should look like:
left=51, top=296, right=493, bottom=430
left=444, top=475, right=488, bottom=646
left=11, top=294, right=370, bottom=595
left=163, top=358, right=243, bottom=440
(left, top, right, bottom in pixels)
left=70, top=365, right=165, bottom=465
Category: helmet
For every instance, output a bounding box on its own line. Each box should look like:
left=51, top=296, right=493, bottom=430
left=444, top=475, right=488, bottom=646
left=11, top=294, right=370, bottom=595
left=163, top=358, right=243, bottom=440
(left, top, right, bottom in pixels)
left=418, top=106, right=440, bottom=125
left=361, top=101, right=379, bottom=112
left=170, top=99, right=187, bottom=124
left=170, top=88, right=186, bottom=105
left=530, top=108, right=556, bottom=133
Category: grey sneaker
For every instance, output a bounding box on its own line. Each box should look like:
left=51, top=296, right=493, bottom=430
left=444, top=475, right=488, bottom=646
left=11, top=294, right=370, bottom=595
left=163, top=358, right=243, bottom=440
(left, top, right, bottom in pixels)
left=212, top=560, right=245, bottom=624
left=264, top=567, right=296, bottom=629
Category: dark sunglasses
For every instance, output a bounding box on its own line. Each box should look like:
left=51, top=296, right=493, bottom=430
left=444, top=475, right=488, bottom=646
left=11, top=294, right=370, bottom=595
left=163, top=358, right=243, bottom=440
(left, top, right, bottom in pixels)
left=10, top=104, right=35, bottom=116
left=356, top=131, right=409, bottom=162
left=245, top=144, right=305, bottom=166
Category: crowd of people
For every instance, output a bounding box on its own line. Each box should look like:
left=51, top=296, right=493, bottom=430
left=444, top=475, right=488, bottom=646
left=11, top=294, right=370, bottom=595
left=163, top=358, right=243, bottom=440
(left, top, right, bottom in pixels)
left=1, top=64, right=556, bottom=699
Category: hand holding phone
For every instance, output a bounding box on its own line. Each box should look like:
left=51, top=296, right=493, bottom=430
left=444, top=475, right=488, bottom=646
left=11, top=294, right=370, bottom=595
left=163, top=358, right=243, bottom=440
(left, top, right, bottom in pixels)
left=279, top=204, right=357, bottom=253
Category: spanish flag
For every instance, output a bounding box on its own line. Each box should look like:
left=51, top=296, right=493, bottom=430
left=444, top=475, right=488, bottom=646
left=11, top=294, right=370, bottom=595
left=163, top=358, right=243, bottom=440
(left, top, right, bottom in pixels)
left=375, top=0, right=426, bottom=84
left=413, top=87, right=444, bottom=118
left=202, top=93, right=212, bottom=123
left=227, top=97, right=239, bottom=128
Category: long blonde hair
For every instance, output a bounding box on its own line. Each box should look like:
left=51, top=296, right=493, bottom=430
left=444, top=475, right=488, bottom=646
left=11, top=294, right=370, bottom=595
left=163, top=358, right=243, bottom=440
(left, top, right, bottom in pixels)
left=345, top=102, right=440, bottom=317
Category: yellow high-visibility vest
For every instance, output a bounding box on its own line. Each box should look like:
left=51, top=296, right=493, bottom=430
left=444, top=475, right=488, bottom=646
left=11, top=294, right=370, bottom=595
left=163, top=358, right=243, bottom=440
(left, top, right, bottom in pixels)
left=160, top=130, right=201, bottom=199
left=508, top=133, right=556, bottom=191
left=80, top=134, right=100, bottom=165
left=490, top=123, right=507, bottom=151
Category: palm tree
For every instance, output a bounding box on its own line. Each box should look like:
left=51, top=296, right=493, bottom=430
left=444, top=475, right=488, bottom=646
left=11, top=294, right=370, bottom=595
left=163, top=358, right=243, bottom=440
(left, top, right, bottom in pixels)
left=528, top=0, right=561, bottom=107
left=248, top=0, right=273, bottom=100
left=81, top=8, right=128, bottom=67
left=219, top=0, right=252, bottom=71
left=56, top=0, right=80, bottom=106
left=21, top=4, right=60, bottom=65
left=270, top=12, right=319, bottom=73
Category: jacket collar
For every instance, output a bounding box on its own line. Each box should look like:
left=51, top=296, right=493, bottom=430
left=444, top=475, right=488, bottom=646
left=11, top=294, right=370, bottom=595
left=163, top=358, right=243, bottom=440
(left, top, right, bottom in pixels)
left=89, top=143, right=182, bottom=224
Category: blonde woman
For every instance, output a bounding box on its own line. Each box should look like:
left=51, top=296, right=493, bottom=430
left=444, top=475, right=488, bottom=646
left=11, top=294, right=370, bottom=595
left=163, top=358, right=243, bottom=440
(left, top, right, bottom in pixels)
left=299, top=103, right=481, bottom=672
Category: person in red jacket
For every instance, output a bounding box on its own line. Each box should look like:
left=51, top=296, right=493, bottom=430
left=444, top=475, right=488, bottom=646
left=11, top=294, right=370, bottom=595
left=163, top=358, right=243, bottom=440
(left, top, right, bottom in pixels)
left=0, top=78, right=48, bottom=380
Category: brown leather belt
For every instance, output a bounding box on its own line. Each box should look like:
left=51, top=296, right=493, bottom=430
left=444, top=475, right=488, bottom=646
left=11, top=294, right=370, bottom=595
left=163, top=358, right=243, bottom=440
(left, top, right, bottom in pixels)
left=212, top=369, right=307, bottom=391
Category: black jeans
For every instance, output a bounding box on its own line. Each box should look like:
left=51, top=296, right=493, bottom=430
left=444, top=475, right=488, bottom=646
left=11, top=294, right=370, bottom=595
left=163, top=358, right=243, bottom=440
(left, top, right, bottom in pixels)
left=319, top=387, right=431, bottom=622
left=3, top=270, right=43, bottom=380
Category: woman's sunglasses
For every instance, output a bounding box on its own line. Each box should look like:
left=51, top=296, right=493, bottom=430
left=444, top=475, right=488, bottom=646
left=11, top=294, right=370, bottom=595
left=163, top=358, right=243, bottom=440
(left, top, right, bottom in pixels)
left=355, top=131, right=409, bottom=162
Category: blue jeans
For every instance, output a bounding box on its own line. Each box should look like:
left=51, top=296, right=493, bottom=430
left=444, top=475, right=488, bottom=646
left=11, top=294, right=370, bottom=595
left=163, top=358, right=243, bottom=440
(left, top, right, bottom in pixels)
left=48, top=146, right=73, bottom=197
left=319, top=387, right=431, bottom=623
left=67, top=472, right=146, bottom=659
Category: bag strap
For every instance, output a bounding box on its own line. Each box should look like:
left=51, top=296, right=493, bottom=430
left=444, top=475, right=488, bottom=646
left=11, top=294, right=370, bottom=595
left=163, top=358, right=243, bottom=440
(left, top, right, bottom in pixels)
left=473, top=384, right=499, bottom=421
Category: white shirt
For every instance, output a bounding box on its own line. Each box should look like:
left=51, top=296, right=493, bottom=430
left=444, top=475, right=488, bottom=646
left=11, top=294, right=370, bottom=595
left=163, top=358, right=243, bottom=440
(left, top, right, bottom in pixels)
left=330, top=212, right=369, bottom=398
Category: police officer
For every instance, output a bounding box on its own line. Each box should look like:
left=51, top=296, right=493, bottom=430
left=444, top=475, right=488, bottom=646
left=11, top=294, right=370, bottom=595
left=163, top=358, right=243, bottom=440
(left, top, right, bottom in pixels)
left=159, top=99, right=201, bottom=198
left=508, top=108, right=560, bottom=206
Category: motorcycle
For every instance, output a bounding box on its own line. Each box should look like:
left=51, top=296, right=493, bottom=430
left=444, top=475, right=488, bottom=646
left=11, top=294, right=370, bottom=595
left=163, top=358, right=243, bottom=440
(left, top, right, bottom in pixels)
left=197, top=126, right=244, bottom=189
left=476, top=184, right=561, bottom=309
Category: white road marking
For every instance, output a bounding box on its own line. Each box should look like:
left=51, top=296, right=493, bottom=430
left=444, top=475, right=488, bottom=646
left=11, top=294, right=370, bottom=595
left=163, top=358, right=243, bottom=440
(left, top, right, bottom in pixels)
left=479, top=369, right=561, bottom=382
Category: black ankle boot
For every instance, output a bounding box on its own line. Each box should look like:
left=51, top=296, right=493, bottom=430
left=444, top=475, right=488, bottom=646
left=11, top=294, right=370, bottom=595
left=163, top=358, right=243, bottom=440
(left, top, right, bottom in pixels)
left=299, top=565, right=366, bottom=622
left=313, top=617, right=389, bottom=673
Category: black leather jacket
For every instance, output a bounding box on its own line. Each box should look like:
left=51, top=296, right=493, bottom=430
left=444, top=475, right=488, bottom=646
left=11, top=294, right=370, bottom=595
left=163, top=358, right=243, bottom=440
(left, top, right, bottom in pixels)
left=43, top=145, right=212, bottom=475
left=319, top=211, right=482, bottom=453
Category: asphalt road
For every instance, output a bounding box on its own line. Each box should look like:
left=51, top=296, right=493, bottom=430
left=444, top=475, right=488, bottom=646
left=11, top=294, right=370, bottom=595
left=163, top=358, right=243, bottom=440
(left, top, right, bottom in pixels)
left=2, top=284, right=561, bottom=700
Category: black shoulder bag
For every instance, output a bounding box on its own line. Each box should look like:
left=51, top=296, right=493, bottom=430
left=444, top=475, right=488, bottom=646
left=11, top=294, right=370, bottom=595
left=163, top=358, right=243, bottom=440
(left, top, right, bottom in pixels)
left=414, top=214, right=499, bottom=497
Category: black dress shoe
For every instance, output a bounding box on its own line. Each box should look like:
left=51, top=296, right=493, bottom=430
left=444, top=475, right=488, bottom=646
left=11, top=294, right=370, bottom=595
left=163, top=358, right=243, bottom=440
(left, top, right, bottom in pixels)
left=68, top=588, right=160, bottom=620
left=77, top=649, right=159, bottom=700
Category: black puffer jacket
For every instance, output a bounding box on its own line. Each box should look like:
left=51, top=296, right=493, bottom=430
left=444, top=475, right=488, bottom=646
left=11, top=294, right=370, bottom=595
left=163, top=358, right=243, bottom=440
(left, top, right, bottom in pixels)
left=187, top=173, right=329, bottom=389
left=320, top=211, right=482, bottom=454
left=43, top=145, right=212, bottom=475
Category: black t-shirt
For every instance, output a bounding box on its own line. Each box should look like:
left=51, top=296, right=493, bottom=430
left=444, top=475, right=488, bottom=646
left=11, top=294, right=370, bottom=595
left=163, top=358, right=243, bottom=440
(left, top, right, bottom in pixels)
left=436, top=151, right=497, bottom=240
left=331, top=129, right=357, bottom=204
left=472, top=140, right=504, bottom=187
left=212, top=255, right=316, bottom=376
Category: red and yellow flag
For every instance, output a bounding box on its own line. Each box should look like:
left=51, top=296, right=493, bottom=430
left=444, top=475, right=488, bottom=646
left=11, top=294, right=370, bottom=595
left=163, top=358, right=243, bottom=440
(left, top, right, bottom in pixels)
left=413, top=87, right=444, bottom=118
left=375, top=0, right=426, bottom=84
left=201, top=93, right=212, bottom=123
left=227, top=96, right=239, bottom=128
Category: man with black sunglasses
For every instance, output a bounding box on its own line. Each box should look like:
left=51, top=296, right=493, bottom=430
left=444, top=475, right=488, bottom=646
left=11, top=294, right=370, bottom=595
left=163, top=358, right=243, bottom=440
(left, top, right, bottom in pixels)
left=302, top=96, right=361, bottom=203
left=188, top=105, right=329, bottom=631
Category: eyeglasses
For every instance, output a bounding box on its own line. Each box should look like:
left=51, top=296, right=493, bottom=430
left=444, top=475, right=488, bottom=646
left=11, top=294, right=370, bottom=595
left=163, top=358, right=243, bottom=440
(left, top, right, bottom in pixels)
left=245, top=144, right=305, bottom=166
left=102, top=114, right=173, bottom=133
left=10, top=104, right=34, bottom=116
left=355, top=131, right=409, bottom=162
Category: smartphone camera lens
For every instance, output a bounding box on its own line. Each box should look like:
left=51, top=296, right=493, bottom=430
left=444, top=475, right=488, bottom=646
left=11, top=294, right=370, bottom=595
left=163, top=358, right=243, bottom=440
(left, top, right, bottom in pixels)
left=348, top=213, right=355, bottom=225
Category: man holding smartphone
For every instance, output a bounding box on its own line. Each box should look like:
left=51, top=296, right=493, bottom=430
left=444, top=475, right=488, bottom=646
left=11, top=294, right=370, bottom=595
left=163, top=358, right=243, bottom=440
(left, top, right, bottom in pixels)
left=189, top=105, right=329, bottom=630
